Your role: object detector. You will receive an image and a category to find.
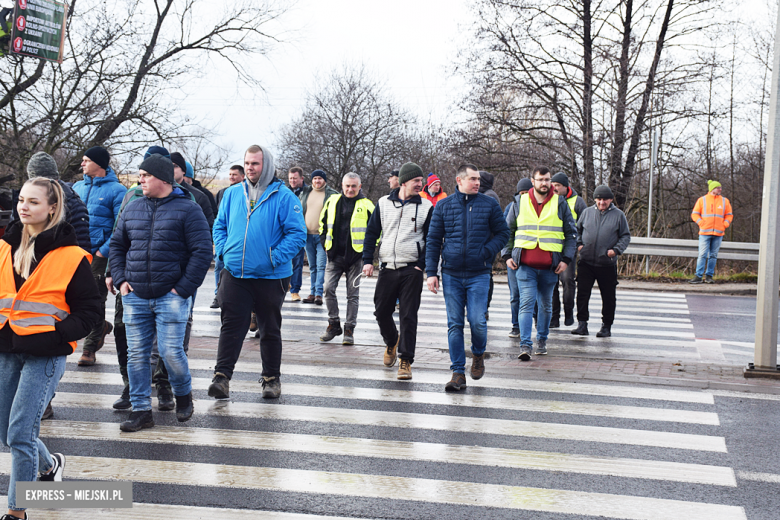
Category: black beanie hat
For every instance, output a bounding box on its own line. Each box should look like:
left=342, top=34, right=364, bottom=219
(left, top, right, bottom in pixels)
left=170, top=152, right=187, bottom=173
left=139, top=154, right=174, bottom=184
left=516, top=178, right=533, bottom=193
left=551, top=172, right=569, bottom=188
left=593, top=185, right=614, bottom=199
left=398, top=162, right=423, bottom=185
left=389, top=170, right=399, bottom=178
left=311, top=169, right=327, bottom=182
left=84, top=146, right=110, bottom=170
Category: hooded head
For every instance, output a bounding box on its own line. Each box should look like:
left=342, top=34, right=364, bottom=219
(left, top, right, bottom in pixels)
left=244, top=145, right=276, bottom=196
left=478, top=171, right=494, bottom=192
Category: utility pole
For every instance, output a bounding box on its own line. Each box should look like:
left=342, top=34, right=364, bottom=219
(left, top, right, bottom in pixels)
left=646, top=130, right=658, bottom=275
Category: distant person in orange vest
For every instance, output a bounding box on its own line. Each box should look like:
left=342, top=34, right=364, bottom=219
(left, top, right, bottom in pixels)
left=690, top=180, right=733, bottom=284
left=0, top=177, right=100, bottom=519
left=420, top=173, right=447, bottom=206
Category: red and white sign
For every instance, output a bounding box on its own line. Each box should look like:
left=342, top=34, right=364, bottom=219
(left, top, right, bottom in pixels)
left=17, top=0, right=26, bottom=10
left=12, top=37, right=23, bottom=53
left=15, top=16, right=25, bottom=32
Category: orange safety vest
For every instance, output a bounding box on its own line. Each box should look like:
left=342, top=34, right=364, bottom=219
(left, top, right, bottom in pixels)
left=691, top=193, right=733, bottom=236
left=420, top=190, right=447, bottom=207
left=0, top=241, right=91, bottom=353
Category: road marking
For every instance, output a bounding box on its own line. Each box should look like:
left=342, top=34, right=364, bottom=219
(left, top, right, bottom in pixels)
left=695, top=339, right=726, bottom=363
left=709, top=390, right=780, bottom=401
left=0, top=454, right=745, bottom=519
left=736, top=470, right=780, bottom=483
left=40, top=420, right=737, bottom=486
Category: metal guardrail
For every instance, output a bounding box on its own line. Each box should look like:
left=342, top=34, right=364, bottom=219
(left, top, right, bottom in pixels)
left=623, top=237, right=760, bottom=262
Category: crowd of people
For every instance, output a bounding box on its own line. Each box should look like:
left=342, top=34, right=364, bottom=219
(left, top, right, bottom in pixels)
left=0, top=140, right=739, bottom=520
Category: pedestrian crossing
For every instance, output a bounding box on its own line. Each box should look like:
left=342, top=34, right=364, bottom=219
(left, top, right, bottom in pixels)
left=15, top=357, right=748, bottom=519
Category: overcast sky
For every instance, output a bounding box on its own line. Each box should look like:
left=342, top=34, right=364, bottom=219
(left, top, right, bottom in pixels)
left=180, top=0, right=472, bottom=169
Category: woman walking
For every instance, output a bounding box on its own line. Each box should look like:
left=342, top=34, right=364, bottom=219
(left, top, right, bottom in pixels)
left=0, top=177, right=100, bottom=519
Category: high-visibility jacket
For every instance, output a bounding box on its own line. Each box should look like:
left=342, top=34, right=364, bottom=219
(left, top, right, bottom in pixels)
left=691, top=193, right=733, bottom=236
left=514, top=193, right=565, bottom=252
left=420, top=190, right=447, bottom=207
left=321, top=195, right=375, bottom=253
left=567, top=195, right=579, bottom=221
left=0, top=242, right=91, bottom=353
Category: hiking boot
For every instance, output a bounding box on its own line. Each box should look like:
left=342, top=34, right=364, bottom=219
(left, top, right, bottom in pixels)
left=210, top=297, right=219, bottom=309
left=302, top=294, right=316, bottom=304
left=261, top=376, right=281, bottom=399
left=596, top=324, right=612, bottom=337
left=518, top=347, right=532, bottom=361
left=383, top=338, right=399, bottom=367
left=704, top=275, right=714, bottom=284
left=120, top=410, right=154, bottom=432
left=314, top=295, right=323, bottom=305
left=549, top=317, right=560, bottom=329
left=38, top=453, right=65, bottom=482
left=444, top=372, right=467, bottom=392
left=113, top=385, right=131, bottom=410
left=535, top=340, right=548, bottom=355
left=42, top=401, right=53, bottom=421
left=571, top=321, right=589, bottom=335
left=564, top=312, right=574, bottom=327
left=95, top=321, right=113, bottom=351
left=157, top=393, right=175, bottom=411
left=342, top=328, right=354, bottom=345
left=508, top=327, right=520, bottom=338
left=397, top=359, right=412, bottom=380
left=689, top=276, right=703, bottom=284
left=175, top=392, right=194, bottom=422
left=291, top=293, right=301, bottom=302
left=77, top=350, right=96, bottom=366
left=208, top=372, right=230, bottom=399
left=470, top=353, right=485, bottom=380
left=249, top=312, right=258, bottom=332
left=320, top=321, right=343, bottom=342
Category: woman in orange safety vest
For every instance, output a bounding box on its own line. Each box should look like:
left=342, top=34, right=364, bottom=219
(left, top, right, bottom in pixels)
left=0, top=177, right=100, bottom=520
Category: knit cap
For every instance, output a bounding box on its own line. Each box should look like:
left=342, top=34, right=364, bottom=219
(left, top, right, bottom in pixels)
left=139, top=154, right=174, bottom=184
left=708, top=180, right=721, bottom=192
left=389, top=170, right=399, bottom=178
left=144, top=146, right=170, bottom=159
left=27, top=152, right=59, bottom=179
left=516, top=178, right=533, bottom=193
left=170, top=152, right=187, bottom=173
left=593, top=185, right=614, bottom=200
left=398, top=162, right=423, bottom=185
left=551, top=172, right=569, bottom=188
left=185, top=161, right=194, bottom=178
left=312, top=169, right=327, bottom=181
left=84, top=146, right=110, bottom=170
left=426, top=173, right=441, bottom=187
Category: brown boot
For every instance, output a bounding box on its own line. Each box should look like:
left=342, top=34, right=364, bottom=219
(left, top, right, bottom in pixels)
left=470, top=354, right=485, bottom=380
left=78, top=350, right=96, bottom=366
left=383, top=338, right=398, bottom=367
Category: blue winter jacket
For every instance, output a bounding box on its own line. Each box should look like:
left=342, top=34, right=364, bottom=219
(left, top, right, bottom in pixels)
left=213, top=177, right=307, bottom=279
left=73, top=167, right=127, bottom=256
left=109, top=188, right=212, bottom=300
left=426, top=190, right=511, bottom=278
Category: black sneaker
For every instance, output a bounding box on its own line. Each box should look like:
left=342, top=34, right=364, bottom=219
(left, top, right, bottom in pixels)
left=549, top=317, right=560, bottom=328
left=113, top=385, right=131, bottom=410
left=518, top=348, right=532, bottom=361
left=210, top=297, right=220, bottom=309
left=38, top=453, right=65, bottom=481
left=596, top=324, right=612, bottom=337
left=157, top=393, right=175, bottom=411
left=120, top=410, right=154, bottom=432
left=42, top=401, right=54, bottom=420
left=535, top=340, right=548, bottom=355
left=689, top=276, right=703, bottom=284
left=704, top=275, right=714, bottom=284
left=175, top=392, right=194, bottom=422
left=261, top=376, right=281, bottom=399
left=564, top=313, right=574, bottom=326
left=320, top=321, right=343, bottom=342
left=208, top=372, right=230, bottom=399
left=508, top=327, right=520, bottom=338
left=571, top=321, right=589, bottom=335
left=444, top=372, right=467, bottom=392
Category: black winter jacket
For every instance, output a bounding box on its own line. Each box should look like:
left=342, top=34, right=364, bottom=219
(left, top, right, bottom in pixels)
left=180, top=182, right=214, bottom=230
left=0, top=221, right=101, bottom=356
left=192, top=179, right=218, bottom=216
left=109, top=188, right=212, bottom=300
left=12, top=182, right=91, bottom=251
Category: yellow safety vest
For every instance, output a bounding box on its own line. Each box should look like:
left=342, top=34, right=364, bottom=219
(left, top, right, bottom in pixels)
left=514, top=193, right=564, bottom=252
left=567, top=195, right=578, bottom=221
left=321, top=195, right=375, bottom=253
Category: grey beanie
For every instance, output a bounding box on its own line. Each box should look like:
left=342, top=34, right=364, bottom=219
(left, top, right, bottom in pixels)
left=593, top=185, right=614, bottom=199
left=551, top=172, right=569, bottom=188
left=139, top=154, right=174, bottom=184
left=516, top=178, right=533, bottom=193
left=27, top=152, right=59, bottom=180
left=398, top=162, right=424, bottom=185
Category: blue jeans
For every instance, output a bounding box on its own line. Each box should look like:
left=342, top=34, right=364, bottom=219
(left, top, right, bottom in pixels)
left=507, top=266, right=520, bottom=329
left=695, top=234, right=724, bottom=278
left=0, top=353, right=66, bottom=511
left=517, top=264, right=558, bottom=348
left=123, top=291, right=193, bottom=411
left=291, top=247, right=305, bottom=294
left=304, top=234, right=327, bottom=297
left=443, top=272, right=489, bottom=374
left=214, top=254, right=224, bottom=295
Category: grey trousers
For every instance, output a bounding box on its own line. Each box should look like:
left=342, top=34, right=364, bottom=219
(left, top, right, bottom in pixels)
left=323, top=256, right=362, bottom=330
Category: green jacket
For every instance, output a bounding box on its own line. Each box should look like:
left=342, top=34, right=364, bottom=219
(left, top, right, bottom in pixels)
left=299, top=184, right=338, bottom=219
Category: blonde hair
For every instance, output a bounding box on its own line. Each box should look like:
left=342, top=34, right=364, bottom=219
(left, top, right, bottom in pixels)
left=14, top=177, right=65, bottom=278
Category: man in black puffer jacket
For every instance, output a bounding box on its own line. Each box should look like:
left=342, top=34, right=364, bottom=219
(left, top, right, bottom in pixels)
left=109, top=154, right=212, bottom=433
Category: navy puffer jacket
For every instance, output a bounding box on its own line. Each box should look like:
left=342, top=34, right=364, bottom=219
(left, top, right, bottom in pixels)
left=426, top=190, right=510, bottom=278
left=109, top=188, right=212, bottom=300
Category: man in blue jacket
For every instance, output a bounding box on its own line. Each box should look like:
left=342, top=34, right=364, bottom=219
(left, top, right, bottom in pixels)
left=73, top=146, right=127, bottom=366
left=426, top=164, right=510, bottom=391
left=109, top=154, right=212, bottom=432
left=209, top=145, right=306, bottom=400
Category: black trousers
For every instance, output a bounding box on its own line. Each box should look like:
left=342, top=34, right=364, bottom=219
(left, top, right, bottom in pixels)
left=576, top=262, right=618, bottom=326
left=373, top=266, right=423, bottom=363
left=83, top=255, right=109, bottom=352
left=215, top=270, right=289, bottom=379
left=552, top=255, right=577, bottom=320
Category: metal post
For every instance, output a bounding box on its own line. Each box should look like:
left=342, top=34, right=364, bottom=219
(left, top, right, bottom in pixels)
left=747, top=5, right=780, bottom=378
left=646, top=130, right=658, bottom=275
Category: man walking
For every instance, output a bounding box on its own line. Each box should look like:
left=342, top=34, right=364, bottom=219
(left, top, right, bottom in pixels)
left=427, top=164, right=510, bottom=391
left=299, top=170, right=338, bottom=305
left=550, top=172, right=587, bottom=327
left=212, top=165, right=245, bottom=308
left=363, top=162, right=433, bottom=380
left=419, top=173, right=447, bottom=206
left=287, top=167, right=307, bottom=302
left=319, top=173, right=374, bottom=345
left=73, top=145, right=127, bottom=366
left=209, top=145, right=306, bottom=400
left=109, top=153, right=212, bottom=431
left=502, top=178, right=533, bottom=338
left=571, top=185, right=631, bottom=338
left=388, top=170, right=399, bottom=191
left=505, top=167, right=577, bottom=360
left=690, top=180, right=733, bottom=284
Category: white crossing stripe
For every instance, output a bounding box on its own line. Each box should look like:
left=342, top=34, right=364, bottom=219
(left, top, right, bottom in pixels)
left=40, top=420, right=737, bottom=486
left=0, top=453, right=746, bottom=520
left=736, top=470, right=780, bottom=483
